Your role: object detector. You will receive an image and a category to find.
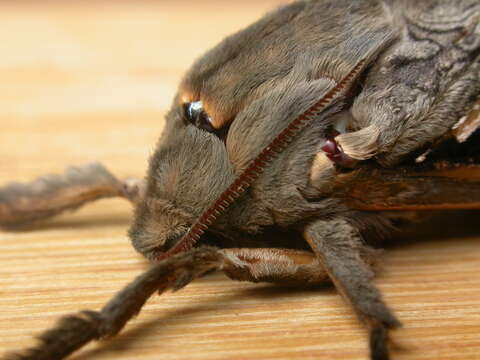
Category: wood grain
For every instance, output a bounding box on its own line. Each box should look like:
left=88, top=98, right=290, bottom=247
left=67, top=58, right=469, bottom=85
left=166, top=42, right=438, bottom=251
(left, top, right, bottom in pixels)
left=0, top=2, right=479, bottom=359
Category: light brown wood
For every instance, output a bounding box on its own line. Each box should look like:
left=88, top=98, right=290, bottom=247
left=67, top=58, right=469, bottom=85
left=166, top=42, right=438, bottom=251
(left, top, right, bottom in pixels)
left=0, top=2, right=479, bottom=359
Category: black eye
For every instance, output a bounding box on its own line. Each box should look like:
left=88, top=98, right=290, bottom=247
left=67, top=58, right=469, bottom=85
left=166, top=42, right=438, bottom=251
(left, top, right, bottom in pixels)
left=183, top=101, right=216, bottom=133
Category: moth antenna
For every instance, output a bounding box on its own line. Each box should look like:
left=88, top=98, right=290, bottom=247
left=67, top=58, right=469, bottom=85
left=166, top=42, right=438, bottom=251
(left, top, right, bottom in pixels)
left=162, top=58, right=368, bottom=259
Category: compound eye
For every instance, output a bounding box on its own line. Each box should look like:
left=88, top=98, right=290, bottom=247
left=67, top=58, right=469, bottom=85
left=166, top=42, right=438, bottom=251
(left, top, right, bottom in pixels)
left=183, top=101, right=216, bottom=133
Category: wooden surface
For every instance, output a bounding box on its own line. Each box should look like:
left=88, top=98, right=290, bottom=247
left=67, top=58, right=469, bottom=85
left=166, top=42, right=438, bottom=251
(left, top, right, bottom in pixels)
left=0, top=2, right=479, bottom=359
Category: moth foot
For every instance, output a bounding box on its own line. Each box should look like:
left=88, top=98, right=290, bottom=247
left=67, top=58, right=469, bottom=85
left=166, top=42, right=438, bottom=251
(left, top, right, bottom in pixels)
left=369, top=321, right=396, bottom=360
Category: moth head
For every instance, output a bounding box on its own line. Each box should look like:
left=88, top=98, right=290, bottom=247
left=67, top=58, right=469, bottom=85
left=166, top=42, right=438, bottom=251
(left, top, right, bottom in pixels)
left=176, top=2, right=311, bottom=135
left=128, top=110, right=235, bottom=260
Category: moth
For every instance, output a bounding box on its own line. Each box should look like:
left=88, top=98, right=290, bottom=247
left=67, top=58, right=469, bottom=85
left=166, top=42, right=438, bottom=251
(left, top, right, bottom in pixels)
left=1, top=0, right=480, bottom=359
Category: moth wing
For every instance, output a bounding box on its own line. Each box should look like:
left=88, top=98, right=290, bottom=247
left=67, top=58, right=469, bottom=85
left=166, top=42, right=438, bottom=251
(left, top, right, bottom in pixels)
left=334, top=147, right=480, bottom=211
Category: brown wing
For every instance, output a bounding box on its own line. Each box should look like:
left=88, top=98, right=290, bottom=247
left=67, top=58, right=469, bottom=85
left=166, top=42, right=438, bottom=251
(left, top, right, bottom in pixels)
left=335, top=163, right=480, bottom=211
left=334, top=127, right=480, bottom=211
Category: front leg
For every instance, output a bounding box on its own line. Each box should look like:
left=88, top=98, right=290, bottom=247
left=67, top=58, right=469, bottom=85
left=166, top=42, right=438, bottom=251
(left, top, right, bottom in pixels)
left=304, top=218, right=401, bottom=360
left=3, top=247, right=330, bottom=360
left=0, top=163, right=145, bottom=229
left=220, top=248, right=328, bottom=287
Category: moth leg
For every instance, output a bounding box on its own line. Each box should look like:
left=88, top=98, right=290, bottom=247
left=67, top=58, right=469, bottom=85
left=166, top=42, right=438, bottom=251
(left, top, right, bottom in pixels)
left=220, top=248, right=330, bottom=287
left=0, top=162, right=145, bottom=229
left=3, top=247, right=223, bottom=360
left=377, top=69, right=480, bottom=166
left=335, top=6, right=480, bottom=167
left=336, top=64, right=480, bottom=166
left=3, top=246, right=332, bottom=360
left=304, top=218, right=401, bottom=360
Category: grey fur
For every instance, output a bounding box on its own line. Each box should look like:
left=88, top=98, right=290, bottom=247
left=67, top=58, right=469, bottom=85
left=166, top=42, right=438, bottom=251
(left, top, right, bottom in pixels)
left=1, top=1, right=479, bottom=360
left=345, top=0, right=480, bottom=164
left=128, top=1, right=480, bottom=359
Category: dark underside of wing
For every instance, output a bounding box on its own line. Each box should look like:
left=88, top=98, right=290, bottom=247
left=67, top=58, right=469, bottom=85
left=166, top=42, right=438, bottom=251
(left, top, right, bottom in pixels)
left=334, top=129, right=480, bottom=211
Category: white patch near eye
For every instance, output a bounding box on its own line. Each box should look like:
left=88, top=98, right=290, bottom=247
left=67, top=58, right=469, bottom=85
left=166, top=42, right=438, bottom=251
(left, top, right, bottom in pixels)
left=190, top=101, right=203, bottom=112
left=185, top=100, right=216, bottom=132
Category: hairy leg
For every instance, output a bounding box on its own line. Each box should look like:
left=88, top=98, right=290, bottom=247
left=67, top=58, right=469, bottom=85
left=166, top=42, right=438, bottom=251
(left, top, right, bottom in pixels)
left=0, top=163, right=145, bottom=229
left=220, top=247, right=328, bottom=286
left=304, top=218, right=400, bottom=360
left=2, top=247, right=330, bottom=360
left=334, top=0, right=480, bottom=167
